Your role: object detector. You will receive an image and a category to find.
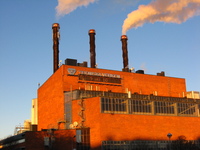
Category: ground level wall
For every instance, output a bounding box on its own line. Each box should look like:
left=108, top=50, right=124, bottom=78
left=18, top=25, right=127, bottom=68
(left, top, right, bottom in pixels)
left=0, top=130, right=76, bottom=150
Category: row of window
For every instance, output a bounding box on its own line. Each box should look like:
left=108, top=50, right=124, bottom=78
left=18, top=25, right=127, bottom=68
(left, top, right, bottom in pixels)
left=102, top=140, right=200, bottom=150
left=79, top=75, right=121, bottom=84
left=70, top=90, right=200, bottom=104
left=101, top=98, right=199, bottom=116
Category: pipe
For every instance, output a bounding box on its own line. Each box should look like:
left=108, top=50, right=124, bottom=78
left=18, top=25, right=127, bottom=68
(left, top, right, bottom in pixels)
left=52, top=23, right=60, bottom=73
left=121, top=35, right=129, bottom=72
left=88, top=29, right=96, bottom=68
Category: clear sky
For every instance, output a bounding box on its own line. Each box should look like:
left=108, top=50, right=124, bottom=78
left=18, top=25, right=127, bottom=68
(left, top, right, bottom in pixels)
left=0, top=0, right=200, bottom=139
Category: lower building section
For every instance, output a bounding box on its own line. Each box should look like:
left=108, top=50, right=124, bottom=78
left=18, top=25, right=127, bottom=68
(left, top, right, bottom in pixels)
left=2, top=129, right=200, bottom=150
left=0, top=129, right=77, bottom=150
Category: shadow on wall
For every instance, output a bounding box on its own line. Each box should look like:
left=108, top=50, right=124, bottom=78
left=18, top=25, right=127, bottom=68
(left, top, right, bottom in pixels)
left=1, top=132, right=200, bottom=150
left=94, top=135, right=200, bottom=150
left=170, top=135, right=200, bottom=150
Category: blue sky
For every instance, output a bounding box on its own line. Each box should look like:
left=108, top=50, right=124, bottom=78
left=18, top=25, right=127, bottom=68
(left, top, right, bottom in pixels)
left=0, top=0, right=200, bottom=139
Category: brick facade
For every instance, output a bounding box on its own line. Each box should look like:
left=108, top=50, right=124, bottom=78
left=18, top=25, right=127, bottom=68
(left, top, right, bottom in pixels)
left=36, top=65, right=197, bottom=150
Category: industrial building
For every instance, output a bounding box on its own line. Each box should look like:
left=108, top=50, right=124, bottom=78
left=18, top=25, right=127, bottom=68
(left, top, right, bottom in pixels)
left=1, top=23, right=200, bottom=150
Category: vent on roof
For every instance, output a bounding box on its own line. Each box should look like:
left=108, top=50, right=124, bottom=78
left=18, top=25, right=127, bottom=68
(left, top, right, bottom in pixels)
left=136, top=70, right=144, bottom=74
left=157, top=71, right=165, bottom=76
left=65, top=58, right=77, bottom=66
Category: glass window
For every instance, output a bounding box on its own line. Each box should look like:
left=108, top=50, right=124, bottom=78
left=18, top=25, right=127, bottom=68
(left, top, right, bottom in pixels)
left=101, top=98, right=128, bottom=114
left=130, top=100, right=152, bottom=114
left=155, top=101, right=175, bottom=115
left=76, top=128, right=90, bottom=150
left=178, top=103, right=196, bottom=116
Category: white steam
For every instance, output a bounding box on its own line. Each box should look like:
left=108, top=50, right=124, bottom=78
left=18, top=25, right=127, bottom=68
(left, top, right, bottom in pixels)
left=56, top=0, right=97, bottom=18
left=122, top=0, right=200, bottom=35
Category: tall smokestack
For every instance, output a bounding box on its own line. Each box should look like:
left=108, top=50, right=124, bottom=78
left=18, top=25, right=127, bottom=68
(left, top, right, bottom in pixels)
left=89, top=29, right=96, bottom=68
left=52, top=23, right=60, bottom=73
left=121, top=35, right=129, bottom=72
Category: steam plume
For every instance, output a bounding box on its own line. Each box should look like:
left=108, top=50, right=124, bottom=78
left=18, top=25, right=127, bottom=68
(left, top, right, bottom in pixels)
left=56, top=0, right=97, bottom=18
left=122, top=0, right=200, bottom=35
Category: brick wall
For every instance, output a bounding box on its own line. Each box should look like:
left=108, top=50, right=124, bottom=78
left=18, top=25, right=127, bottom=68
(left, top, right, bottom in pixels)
left=38, top=65, right=186, bottom=133
left=38, top=67, right=65, bottom=131
left=62, top=65, right=186, bottom=97
left=25, top=130, right=76, bottom=150
left=72, top=97, right=200, bottom=149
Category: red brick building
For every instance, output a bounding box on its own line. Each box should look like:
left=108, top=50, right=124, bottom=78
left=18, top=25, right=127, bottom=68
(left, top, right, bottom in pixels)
left=1, top=24, right=200, bottom=150
left=36, top=63, right=200, bottom=149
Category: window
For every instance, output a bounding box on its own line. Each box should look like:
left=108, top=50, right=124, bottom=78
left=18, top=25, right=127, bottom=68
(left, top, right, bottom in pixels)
left=178, top=103, right=196, bottom=116
left=64, top=92, right=73, bottom=128
left=76, top=128, right=90, bottom=150
left=79, top=74, right=121, bottom=84
left=130, top=100, right=152, bottom=114
left=102, top=140, right=200, bottom=150
left=101, top=98, right=128, bottom=114
left=155, top=102, right=175, bottom=115
left=101, top=98, right=199, bottom=117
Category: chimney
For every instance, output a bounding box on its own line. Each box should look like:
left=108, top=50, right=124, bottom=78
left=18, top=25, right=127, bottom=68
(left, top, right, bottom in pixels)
left=121, top=35, right=129, bottom=72
left=52, top=23, right=60, bottom=73
left=88, top=29, right=96, bottom=68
